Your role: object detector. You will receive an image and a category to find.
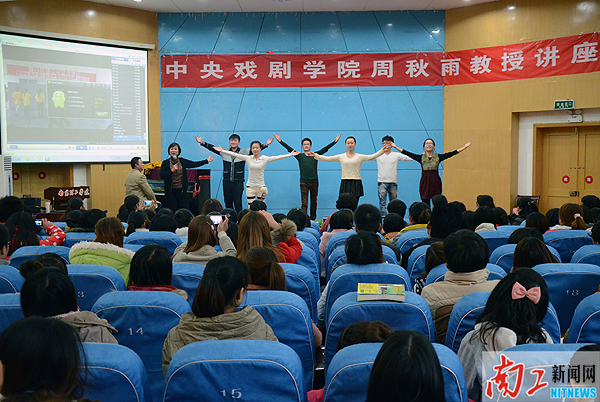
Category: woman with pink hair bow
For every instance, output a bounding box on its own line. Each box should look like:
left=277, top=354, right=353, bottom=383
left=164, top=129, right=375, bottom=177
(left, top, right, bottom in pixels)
left=457, top=269, right=552, bottom=402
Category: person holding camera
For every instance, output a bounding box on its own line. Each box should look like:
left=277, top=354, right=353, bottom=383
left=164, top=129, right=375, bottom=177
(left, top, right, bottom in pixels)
left=172, top=215, right=236, bottom=264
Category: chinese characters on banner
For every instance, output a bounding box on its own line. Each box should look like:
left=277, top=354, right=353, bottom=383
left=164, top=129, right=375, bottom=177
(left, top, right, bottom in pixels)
left=161, top=32, right=599, bottom=88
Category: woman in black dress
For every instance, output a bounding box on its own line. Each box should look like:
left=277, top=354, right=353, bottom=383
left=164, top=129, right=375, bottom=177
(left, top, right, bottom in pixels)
left=394, top=138, right=472, bottom=207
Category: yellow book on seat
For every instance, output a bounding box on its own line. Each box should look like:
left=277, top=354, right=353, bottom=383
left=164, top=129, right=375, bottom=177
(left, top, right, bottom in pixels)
left=357, top=283, right=405, bottom=302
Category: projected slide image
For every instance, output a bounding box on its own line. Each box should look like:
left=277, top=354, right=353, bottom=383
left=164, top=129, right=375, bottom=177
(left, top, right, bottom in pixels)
left=46, top=81, right=111, bottom=119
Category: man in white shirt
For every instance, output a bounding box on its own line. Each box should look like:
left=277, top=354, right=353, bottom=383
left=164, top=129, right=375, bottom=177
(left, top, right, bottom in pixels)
left=375, top=135, right=412, bottom=216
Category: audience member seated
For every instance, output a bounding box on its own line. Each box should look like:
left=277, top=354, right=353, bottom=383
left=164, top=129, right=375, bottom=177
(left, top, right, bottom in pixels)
left=413, top=241, right=445, bottom=295
left=174, top=208, right=194, bottom=237
left=512, top=237, right=559, bottom=271
left=450, top=200, right=467, bottom=214
left=461, top=210, right=475, bottom=230
left=125, top=211, right=150, bottom=236
left=319, top=209, right=353, bottom=265
left=592, top=222, right=600, bottom=245
left=221, top=208, right=238, bottom=224
left=396, top=201, right=430, bottom=237
left=493, top=207, right=509, bottom=226
left=476, top=194, right=495, bottom=209
left=77, top=209, right=107, bottom=232
left=287, top=208, right=311, bottom=233
left=162, top=256, right=278, bottom=375
left=582, top=195, right=600, bottom=210
left=547, top=203, right=586, bottom=231
left=472, top=206, right=496, bottom=233
left=249, top=200, right=267, bottom=212
left=117, top=195, right=141, bottom=222
left=6, top=212, right=65, bottom=256
left=308, top=320, right=392, bottom=402
left=157, top=208, right=174, bottom=217
left=149, top=214, right=177, bottom=233
left=69, top=217, right=135, bottom=282
left=507, top=227, right=543, bottom=244
left=354, top=204, right=401, bottom=261
left=201, top=198, right=223, bottom=215
left=244, top=246, right=322, bottom=347
left=382, top=213, right=405, bottom=239
left=457, top=269, right=552, bottom=401
left=60, top=197, right=84, bottom=222
left=172, top=215, right=236, bottom=264
left=366, top=330, right=446, bottom=402
left=387, top=199, right=407, bottom=224
left=525, top=212, right=550, bottom=235
left=421, top=229, right=499, bottom=343
left=0, top=223, right=9, bottom=264
left=21, top=268, right=117, bottom=343
left=592, top=207, right=600, bottom=225
left=546, top=207, right=559, bottom=227
left=509, top=197, right=538, bottom=225
left=19, top=252, right=69, bottom=278
left=0, top=316, right=95, bottom=402
left=236, top=211, right=302, bottom=263
left=581, top=205, right=594, bottom=228
left=128, top=244, right=187, bottom=300
left=63, top=210, right=83, bottom=232
left=320, top=193, right=357, bottom=234
left=0, top=196, right=24, bottom=223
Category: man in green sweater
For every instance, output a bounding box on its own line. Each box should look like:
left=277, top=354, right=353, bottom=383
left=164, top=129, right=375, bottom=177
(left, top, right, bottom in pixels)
left=274, top=133, right=340, bottom=220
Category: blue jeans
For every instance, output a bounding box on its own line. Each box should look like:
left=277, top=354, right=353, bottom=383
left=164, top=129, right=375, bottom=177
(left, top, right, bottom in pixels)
left=378, top=182, right=397, bottom=216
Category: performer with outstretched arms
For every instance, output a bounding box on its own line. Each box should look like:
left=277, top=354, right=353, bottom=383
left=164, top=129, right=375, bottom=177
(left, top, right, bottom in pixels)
left=273, top=132, right=340, bottom=220
left=375, top=135, right=413, bottom=217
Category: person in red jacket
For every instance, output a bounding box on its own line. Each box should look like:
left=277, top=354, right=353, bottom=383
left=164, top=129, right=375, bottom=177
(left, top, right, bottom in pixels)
left=5, top=212, right=65, bottom=256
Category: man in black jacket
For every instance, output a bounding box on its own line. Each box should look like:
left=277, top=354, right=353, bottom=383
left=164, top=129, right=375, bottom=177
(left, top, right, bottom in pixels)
left=195, top=134, right=272, bottom=212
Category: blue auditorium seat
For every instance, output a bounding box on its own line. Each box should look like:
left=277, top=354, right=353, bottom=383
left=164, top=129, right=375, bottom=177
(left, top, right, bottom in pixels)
left=571, top=244, right=600, bottom=266
left=425, top=263, right=506, bottom=286
left=0, top=293, right=23, bottom=335
left=478, top=230, right=510, bottom=257
left=0, top=266, right=24, bottom=294
left=281, top=262, right=318, bottom=321
left=124, top=231, right=183, bottom=256
left=567, top=293, right=600, bottom=343
left=171, top=262, right=205, bottom=305
left=68, top=264, right=127, bottom=311
left=406, top=244, right=430, bottom=288
left=8, top=245, right=70, bottom=268
left=543, top=229, right=592, bottom=262
left=62, top=232, right=96, bottom=247
left=395, top=229, right=428, bottom=255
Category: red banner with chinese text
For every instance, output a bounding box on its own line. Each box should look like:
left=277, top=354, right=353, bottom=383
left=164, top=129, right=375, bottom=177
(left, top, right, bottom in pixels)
left=161, top=32, right=599, bottom=88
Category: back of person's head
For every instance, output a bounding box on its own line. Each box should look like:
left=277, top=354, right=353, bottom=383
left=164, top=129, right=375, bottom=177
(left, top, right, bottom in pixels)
left=272, top=213, right=286, bottom=223
left=476, top=195, right=495, bottom=209
left=517, top=197, right=538, bottom=217
left=443, top=229, right=488, bottom=273
left=157, top=208, right=174, bottom=217
left=65, top=210, right=82, bottom=229
left=123, top=195, right=139, bottom=212
left=94, top=217, right=125, bottom=247
left=221, top=208, right=238, bottom=224
left=559, top=203, right=586, bottom=229
left=366, top=330, right=446, bottom=402
left=492, top=207, right=509, bottom=226
left=237, top=211, right=282, bottom=261
left=473, top=206, right=496, bottom=228
left=173, top=208, right=194, bottom=229
left=128, top=244, right=172, bottom=287
left=126, top=211, right=149, bottom=236
left=201, top=199, right=223, bottom=215
left=0, top=223, right=9, bottom=255
left=336, top=320, right=393, bottom=352
left=476, top=268, right=549, bottom=346
left=244, top=247, right=286, bottom=291
left=329, top=210, right=353, bottom=230
left=581, top=204, right=594, bottom=224
left=387, top=199, right=406, bottom=218
left=508, top=227, right=543, bottom=244
left=6, top=211, right=39, bottom=255
left=409, top=202, right=430, bottom=225
left=79, top=209, right=106, bottom=230
left=581, top=195, right=600, bottom=210
left=345, top=231, right=384, bottom=265
left=461, top=210, right=475, bottom=230
left=185, top=215, right=217, bottom=253
left=19, top=253, right=68, bottom=280
left=353, top=204, right=381, bottom=233
left=66, top=197, right=84, bottom=212
left=21, top=268, right=78, bottom=317
left=149, top=214, right=177, bottom=233
left=237, top=208, right=250, bottom=223
left=0, top=196, right=25, bottom=222
left=0, top=317, right=83, bottom=398
left=513, top=237, right=559, bottom=269
left=425, top=242, right=445, bottom=272
left=336, top=193, right=358, bottom=212
left=545, top=208, right=559, bottom=226
left=592, top=222, right=600, bottom=244
left=431, top=195, right=448, bottom=209
left=142, top=208, right=156, bottom=222
left=429, top=203, right=462, bottom=239
left=525, top=212, right=550, bottom=235
left=382, top=213, right=405, bottom=234
left=450, top=201, right=467, bottom=214
left=287, top=208, right=309, bottom=232
left=249, top=200, right=267, bottom=212
left=192, top=256, right=249, bottom=318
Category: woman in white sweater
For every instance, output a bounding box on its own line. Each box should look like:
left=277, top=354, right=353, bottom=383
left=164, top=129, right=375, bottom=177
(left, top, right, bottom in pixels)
left=307, top=136, right=384, bottom=203
left=214, top=141, right=298, bottom=204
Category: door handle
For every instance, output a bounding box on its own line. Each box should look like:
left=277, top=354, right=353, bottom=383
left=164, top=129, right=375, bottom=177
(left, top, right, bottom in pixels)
left=570, top=191, right=579, bottom=196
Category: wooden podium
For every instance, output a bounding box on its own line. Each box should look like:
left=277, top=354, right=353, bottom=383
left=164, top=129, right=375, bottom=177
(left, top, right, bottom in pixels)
left=44, top=186, right=90, bottom=211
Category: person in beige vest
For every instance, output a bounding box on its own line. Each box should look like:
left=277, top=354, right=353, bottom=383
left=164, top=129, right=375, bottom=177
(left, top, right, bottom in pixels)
left=125, top=156, right=158, bottom=207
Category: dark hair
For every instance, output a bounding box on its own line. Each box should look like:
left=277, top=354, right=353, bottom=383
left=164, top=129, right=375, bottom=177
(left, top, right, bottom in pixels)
left=250, top=140, right=261, bottom=149
left=192, top=256, right=249, bottom=318
left=229, top=134, right=240, bottom=141
left=167, top=142, right=181, bottom=156
left=221, top=208, right=238, bottom=224
left=201, top=199, right=223, bottom=215
left=431, top=195, right=447, bottom=209
left=130, top=156, right=141, bottom=169
left=429, top=203, right=462, bottom=239
left=94, top=217, right=125, bottom=247
left=126, top=211, right=149, bottom=236
left=60, top=197, right=84, bottom=222
left=508, top=227, right=543, bottom=244
left=6, top=212, right=39, bottom=255
left=525, top=212, right=550, bottom=235
left=354, top=204, right=381, bottom=233
left=65, top=210, right=82, bottom=229
left=559, top=203, right=586, bottom=230
left=301, top=137, right=312, bottom=145
left=330, top=210, right=353, bottom=230
left=476, top=195, right=495, bottom=209
left=336, top=193, right=358, bottom=212
left=0, top=196, right=25, bottom=222
left=128, top=244, right=172, bottom=287
left=0, top=222, right=9, bottom=252
left=272, top=213, right=286, bottom=223
left=383, top=213, right=405, bottom=233
left=149, top=214, right=177, bottom=233
left=473, top=206, right=496, bottom=229
left=336, top=320, right=393, bottom=352
left=443, top=229, right=488, bottom=273
left=450, top=201, right=467, bottom=214
left=249, top=200, right=267, bottom=212
left=545, top=208, right=559, bottom=226
left=21, top=268, right=78, bottom=317
left=366, top=330, right=446, bottom=402
left=581, top=195, right=600, bottom=210
left=287, top=208, right=309, bottom=232
left=79, top=209, right=107, bottom=230
left=184, top=215, right=217, bottom=252
left=345, top=136, right=356, bottom=144
left=475, top=269, right=549, bottom=348
left=0, top=317, right=83, bottom=398
left=345, top=231, right=384, bottom=265
left=381, top=135, right=394, bottom=143
left=173, top=208, right=194, bottom=229
left=592, top=222, right=600, bottom=244
left=118, top=195, right=140, bottom=222
left=424, top=242, right=445, bottom=273
left=581, top=205, right=594, bottom=224
left=142, top=208, right=156, bottom=222
left=158, top=208, right=174, bottom=217
left=19, top=252, right=69, bottom=280
left=461, top=210, right=475, bottom=230
left=492, top=207, right=509, bottom=226
left=387, top=199, right=406, bottom=217
left=513, top=237, right=559, bottom=269
left=244, top=247, right=286, bottom=291
left=517, top=197, right=538, bottom=217
left=422, top=138, right=436, bottom=147
left=409, top=202, right=430, bottom=224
